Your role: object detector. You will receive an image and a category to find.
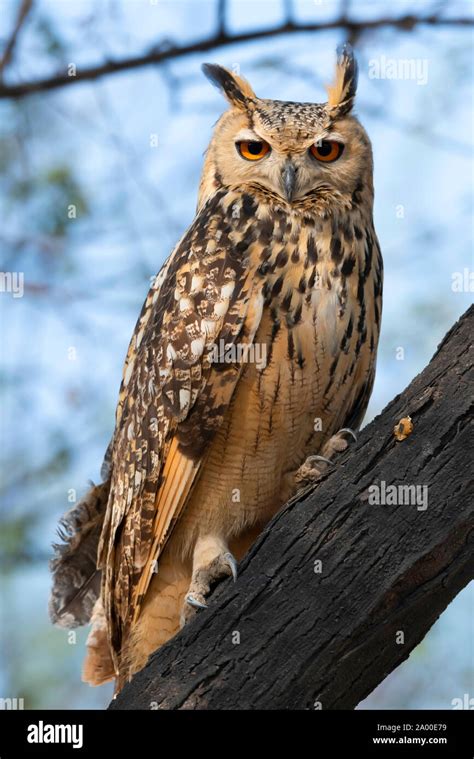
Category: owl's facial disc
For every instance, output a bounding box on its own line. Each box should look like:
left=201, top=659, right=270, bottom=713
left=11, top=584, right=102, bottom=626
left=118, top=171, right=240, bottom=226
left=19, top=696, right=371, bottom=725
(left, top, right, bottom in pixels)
left=232, top=127, right=350, bottom=203
left=200, top=49, right=371, bottom=207
left=208, top=110, right=371, bottom=208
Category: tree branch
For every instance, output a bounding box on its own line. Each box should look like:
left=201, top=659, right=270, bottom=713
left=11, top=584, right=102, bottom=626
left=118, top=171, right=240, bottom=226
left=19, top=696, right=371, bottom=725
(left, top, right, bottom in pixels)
left=0, top=0, right=33, bottom=80
left=1, top=12, right=473, bottom=100
left=111, top=305, right=474, bottom=710
left=216, top=0, right=227, bottom=38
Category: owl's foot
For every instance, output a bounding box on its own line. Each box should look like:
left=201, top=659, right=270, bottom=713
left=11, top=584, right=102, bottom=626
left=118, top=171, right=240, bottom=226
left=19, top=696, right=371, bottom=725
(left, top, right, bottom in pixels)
left=180, top=536, right=237, bottom=627
left=295, top=428, right=357, bottom=488
left=321, top=427, right=357, bottom=459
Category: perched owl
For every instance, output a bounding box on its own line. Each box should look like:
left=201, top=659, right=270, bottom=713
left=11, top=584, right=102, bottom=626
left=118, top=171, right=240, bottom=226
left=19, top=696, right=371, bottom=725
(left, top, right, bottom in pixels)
left=49, top=45, right=383, bottom=691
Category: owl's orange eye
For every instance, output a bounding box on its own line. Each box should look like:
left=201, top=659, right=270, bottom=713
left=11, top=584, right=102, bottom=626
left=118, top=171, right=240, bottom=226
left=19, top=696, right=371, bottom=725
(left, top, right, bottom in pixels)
left=237, top=140, right=270, bottom=161
left=310, top=140, right=344, bottom=162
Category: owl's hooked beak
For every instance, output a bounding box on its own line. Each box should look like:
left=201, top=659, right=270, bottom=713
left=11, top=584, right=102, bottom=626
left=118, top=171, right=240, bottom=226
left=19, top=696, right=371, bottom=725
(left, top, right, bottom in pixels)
left=282, top=161, right=297, bottom=202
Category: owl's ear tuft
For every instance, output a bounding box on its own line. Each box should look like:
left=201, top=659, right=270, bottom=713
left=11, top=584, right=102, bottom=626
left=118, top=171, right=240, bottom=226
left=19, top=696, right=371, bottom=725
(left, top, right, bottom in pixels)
left=326, top=44, right=358, bottom=115
left=202, top=63, right=256, bottom=110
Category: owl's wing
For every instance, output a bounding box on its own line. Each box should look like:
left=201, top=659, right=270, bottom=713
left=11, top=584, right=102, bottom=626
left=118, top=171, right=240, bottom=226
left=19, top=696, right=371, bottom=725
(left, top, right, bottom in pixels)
left=98, top=189, right=264, bottom=652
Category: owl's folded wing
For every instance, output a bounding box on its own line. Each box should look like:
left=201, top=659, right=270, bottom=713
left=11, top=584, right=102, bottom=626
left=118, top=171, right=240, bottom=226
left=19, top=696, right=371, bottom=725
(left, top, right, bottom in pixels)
left=98, top=189, right=265, bottom=654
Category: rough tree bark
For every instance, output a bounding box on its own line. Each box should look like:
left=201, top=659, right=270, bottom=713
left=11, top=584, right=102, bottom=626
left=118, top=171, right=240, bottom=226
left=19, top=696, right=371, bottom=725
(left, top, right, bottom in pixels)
left=111, top=306, right=473, bottom=710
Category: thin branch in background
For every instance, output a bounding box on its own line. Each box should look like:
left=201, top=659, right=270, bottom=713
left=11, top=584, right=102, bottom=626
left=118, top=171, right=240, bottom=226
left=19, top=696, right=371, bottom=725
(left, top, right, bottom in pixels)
left=0, top=11, right=472, bottom=99
left=339, top=0, right=351, bottom=20
left=429, top=0, right=451, bottom=16
left=283, top=0, right=294, bottom=24
left=158, top=61, right=184, bottom=112
left=92, top=84, right=182, bottom=244
left=0, top=0, right=33, bottom=80
left=216, top=0, right=227, bottom=37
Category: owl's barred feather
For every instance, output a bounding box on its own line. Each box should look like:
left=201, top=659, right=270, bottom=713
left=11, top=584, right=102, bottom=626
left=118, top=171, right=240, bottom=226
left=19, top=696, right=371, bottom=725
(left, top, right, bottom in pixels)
left=326, top=43, right=359, bottom=113
left=98, top=186, right=268, bottom=661
left=82, top=597, right=115, bottom=685
left=49, top=46, right=383, bottom=690
left=49, top=481, right=109, bottom=628
left=202, top=63, right=257, bottom=108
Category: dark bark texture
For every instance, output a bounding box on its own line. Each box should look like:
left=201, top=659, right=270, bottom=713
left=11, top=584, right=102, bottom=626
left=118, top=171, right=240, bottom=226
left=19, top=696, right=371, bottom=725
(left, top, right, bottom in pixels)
left=111, top=306, right=473, bottom=710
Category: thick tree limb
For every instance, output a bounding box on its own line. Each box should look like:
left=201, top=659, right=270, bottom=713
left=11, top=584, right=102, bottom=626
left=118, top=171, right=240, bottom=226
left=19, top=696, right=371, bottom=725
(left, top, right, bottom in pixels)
left=111, top=306, right=473, bottom=710
left=1, top=12, right=473, bottom=100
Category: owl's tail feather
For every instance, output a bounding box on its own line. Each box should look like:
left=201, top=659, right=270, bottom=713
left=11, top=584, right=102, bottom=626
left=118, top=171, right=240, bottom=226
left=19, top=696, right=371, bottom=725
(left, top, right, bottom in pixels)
left=82, top=597, right=116, bottom=686
left=116, top=550, right=190, bottom=692
left=49, top=480, right=110, bottom=629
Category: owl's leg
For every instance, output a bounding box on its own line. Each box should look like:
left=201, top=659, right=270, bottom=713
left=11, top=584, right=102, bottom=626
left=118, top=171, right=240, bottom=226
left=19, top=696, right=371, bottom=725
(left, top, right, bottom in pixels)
left=181, top=535, right=237, bottom=626
left=294, top=428, right=357, bottom=489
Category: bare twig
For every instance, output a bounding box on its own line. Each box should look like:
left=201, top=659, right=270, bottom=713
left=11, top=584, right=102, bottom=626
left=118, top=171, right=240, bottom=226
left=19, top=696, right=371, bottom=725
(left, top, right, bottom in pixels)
left=216, top=0, right=227, bottom=37
left=0, top=12, right=472, bottom=100
left=283, top=0, right=294, bottom=24
left=0, top=0, right=33, bottom=79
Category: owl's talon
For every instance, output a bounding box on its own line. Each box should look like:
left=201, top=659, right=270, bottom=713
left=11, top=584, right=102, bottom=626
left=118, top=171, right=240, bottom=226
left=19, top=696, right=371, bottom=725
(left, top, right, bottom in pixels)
left=224, top=551, right=238, bottom=582
left=295, top=427, right=358, bottom=490
left=185, top=593, right=207, bottom=610
left=181, top=543, right=237, bottom=627
left=304, top=455, right=333, bottom=467
left=337, top=427, right=357, bottom=442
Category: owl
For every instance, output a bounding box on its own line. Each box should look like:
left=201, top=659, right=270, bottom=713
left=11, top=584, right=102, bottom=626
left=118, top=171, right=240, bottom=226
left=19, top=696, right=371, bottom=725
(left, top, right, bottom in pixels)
left=49, top=45, right=383, bottom=691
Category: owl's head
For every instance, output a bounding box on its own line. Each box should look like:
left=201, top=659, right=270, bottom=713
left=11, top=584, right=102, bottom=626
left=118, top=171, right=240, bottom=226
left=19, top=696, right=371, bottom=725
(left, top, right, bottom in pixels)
left=200, top=46, right=373, bottom=210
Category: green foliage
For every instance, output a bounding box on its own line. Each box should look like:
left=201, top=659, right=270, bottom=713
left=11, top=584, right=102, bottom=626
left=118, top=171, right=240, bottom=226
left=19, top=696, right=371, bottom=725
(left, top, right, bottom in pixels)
left=0, top=513, right=40, bottom=570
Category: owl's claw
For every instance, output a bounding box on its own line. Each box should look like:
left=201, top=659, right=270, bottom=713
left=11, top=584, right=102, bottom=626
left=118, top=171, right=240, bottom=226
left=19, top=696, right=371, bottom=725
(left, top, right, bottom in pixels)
left=304, top=455, right=333, bottom=467
left=181, top=547, right=238, bottom=627
left=185, top=593, right=208, bottom=610
left=295, top=427, right=358, bottom=489
left=295, top=455, right=332, bottom=487
left=338, top=427, right=357, bottom=442
left=224, top=551, right=238, bottom=582
left=320, top=427, right=357, bottom=460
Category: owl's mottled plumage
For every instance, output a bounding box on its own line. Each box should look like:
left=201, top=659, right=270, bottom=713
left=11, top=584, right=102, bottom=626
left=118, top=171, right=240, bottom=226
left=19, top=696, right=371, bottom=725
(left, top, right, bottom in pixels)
left=50, top=45, right=383, bottom=689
